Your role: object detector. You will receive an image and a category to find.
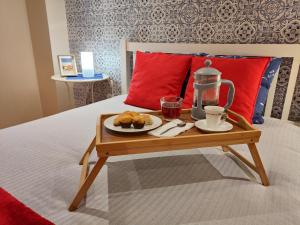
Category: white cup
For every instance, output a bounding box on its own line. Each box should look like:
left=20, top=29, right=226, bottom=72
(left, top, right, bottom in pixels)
left=204, top=106, right=227, bottom=128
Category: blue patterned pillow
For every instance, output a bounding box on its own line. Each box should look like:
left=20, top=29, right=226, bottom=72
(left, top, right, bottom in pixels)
left=253, top=57, right=282, bottom=124
left=192, top=54, right=282, bottom=124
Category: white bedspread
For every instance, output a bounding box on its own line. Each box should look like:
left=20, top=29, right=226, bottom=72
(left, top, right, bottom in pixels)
left=1, top=95, right=300, bottom=225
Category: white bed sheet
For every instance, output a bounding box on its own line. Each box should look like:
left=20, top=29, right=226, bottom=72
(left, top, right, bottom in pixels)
left=0, top=95, right=300, bottom=225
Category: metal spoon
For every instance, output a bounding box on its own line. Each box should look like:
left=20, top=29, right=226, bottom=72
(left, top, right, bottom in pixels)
left=159, top=121, right=186, bottom=135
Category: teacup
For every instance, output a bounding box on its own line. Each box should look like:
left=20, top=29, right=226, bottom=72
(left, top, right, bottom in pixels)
left=204, top=106, right=227, bottom=128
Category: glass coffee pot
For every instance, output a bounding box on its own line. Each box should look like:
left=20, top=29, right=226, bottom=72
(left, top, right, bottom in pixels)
left=191, top=59, right=235, bottom=120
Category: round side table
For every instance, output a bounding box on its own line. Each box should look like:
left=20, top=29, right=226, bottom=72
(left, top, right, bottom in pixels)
left=51, top=74, right=111, bottom=105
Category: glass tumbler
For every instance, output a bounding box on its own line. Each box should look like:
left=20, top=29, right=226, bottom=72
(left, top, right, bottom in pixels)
left=160, top=96, right=183, bottom=121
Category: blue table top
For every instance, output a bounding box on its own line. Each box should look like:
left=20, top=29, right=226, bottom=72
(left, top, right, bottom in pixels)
left=66, top=73, right=104, bottom=80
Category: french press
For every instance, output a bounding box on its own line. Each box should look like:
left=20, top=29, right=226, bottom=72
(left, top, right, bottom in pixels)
left=191, top=59, right=235, bottom=120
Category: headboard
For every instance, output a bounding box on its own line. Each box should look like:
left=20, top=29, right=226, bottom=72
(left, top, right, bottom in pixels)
left=120, top=39, right=300, bottom=120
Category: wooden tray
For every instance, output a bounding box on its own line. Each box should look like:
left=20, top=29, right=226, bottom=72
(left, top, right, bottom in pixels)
left=69, top=108, right=268, bottom=211
left=96, top=109, right=261, bottom=157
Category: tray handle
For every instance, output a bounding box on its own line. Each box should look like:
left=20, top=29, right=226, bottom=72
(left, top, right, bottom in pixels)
left=226, top=109, right=255, bottom=130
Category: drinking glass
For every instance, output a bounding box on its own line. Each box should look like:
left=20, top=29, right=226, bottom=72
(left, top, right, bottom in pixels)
left=160, top=96, right=183, bottom=121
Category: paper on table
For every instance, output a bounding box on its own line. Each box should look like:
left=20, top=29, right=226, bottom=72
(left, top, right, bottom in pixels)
left=148, top=119, right=194, bottom=137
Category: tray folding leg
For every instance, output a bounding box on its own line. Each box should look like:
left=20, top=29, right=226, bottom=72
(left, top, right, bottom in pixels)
left=222, top=144, right=269, bottom=186
left=247, top=143, right=269, bottom=186
left=79, top=136, right=96, bottom=165
left=69, top=137, right=108, bottom=211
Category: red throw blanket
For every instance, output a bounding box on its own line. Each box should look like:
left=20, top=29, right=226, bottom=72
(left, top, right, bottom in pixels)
left=0, top=188, right=54, bottom=225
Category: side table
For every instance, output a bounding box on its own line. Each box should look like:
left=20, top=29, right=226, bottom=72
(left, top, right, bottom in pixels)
left=51, top=74, right=111, bottom=105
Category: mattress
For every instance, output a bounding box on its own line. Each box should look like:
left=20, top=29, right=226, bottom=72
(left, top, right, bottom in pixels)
left=0, top=95, right=300, bottom=225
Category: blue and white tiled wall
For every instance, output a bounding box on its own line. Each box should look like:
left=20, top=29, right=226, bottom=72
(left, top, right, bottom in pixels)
left=65, top=0, right=300, bottom=121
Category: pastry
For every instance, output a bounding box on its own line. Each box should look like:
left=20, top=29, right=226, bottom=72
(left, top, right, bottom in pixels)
left=141, top=114, right=153, bottom=125
left=119, top=115, right=132, bottom=128
left=132, top=115, right=145, bottom=129
left=113, top=115, right=122, bottom=126
left=122, top=111, right=140, bottom=118
left=114, top=111, right=141, bottom=126
left=113, top=111, right=151, bottom=129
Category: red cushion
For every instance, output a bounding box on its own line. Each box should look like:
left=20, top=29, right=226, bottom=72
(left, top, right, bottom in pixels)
left=125, top=51, right=192, bottom=110
left=183, top=57, right=270, bottom=123
left=0, top=188, right=54, bottom=225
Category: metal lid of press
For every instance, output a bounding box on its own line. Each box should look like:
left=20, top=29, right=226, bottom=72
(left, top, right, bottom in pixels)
left=194, top=59, right=221, bottom=76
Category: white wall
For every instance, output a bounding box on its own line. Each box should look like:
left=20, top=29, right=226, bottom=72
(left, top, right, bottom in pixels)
left=0, top=0, right=43, bottom=128
left=26, top=0, right=59, bottom=116
left=45, top=0, right=74, bottom=111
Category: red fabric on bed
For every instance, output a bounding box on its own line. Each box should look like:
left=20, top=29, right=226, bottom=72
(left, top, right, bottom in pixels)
left=0, top=188, right=54, bottom=225
left=183, top=57, right=270, bottom=123
left=125, top=51, right=192, bottom=110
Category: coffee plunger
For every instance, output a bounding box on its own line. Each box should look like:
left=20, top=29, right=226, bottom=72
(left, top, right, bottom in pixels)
left=191, top=59, right=235, bottom=120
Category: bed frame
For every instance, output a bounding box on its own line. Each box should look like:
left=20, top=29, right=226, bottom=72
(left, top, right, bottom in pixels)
left=120, top=39, right=300, bottom=120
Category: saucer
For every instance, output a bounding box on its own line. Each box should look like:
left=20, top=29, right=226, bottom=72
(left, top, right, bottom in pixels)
left=195, top=120, right=233, bottom=133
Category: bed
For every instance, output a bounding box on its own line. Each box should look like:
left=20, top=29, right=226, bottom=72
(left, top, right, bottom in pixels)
left=1, top=41, right=300, bottom=225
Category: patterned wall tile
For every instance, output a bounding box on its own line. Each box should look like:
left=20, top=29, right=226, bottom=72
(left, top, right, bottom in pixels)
left=271, top=58, right=293, bottom=119
left=65, top=0, right=300, bottom=120
left=289, top=63, right=300, bottom=121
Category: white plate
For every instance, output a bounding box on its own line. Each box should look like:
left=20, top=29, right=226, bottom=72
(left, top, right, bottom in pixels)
left=104, top=114, right=162, bottom=133
left=195, top=119, right=233, bottom=133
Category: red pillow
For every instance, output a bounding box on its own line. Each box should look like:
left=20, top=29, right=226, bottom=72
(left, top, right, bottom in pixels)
left=124, top=51, right=192, bottom=110
left=183, top=57, right=270, bottom=123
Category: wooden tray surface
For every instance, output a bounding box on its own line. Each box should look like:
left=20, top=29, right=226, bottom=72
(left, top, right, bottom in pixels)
left=97, top=109, right=259, bottom=144
left=100, top=111, right=244, bottom=143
